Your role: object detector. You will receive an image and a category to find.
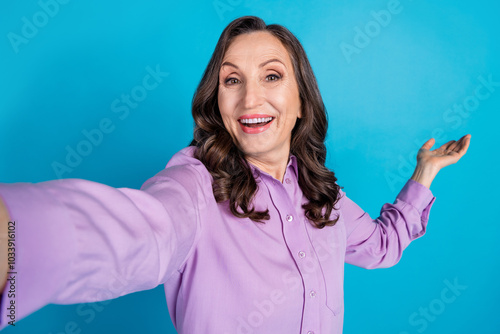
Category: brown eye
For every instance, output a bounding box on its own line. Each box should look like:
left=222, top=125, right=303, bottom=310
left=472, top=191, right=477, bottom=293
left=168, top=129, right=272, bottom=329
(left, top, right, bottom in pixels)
left=266, top=74, right=281, bottom=81
left=225, top=78, right=240, bottom=85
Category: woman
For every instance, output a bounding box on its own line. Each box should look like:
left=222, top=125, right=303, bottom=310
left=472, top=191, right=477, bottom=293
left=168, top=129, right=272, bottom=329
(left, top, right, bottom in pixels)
left=0, top=16, right=470, bottom=333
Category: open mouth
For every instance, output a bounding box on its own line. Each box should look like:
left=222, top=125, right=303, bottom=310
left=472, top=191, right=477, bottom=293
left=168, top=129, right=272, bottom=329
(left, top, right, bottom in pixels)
left=238, top=116, right=274, bottom=128
left=238, top=116, right=275, bottom=134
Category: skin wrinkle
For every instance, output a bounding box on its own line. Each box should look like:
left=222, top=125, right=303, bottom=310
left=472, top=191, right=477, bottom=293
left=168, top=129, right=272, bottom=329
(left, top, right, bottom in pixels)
left=191, top=16, right=345, bottom=227
left=218, top=31, right=302, bottom=181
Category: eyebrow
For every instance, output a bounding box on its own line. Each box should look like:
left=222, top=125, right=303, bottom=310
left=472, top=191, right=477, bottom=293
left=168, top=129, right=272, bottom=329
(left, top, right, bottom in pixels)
left=220, top=58, right=286, bottom=70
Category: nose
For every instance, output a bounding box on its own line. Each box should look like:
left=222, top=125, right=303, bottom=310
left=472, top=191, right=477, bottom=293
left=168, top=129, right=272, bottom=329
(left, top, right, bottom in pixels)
left=242, top=79, right=264, bottom=110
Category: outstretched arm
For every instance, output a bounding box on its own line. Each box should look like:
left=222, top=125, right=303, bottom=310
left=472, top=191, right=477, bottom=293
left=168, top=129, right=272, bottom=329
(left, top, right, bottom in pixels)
left=344, top=134, right=471, bottom=268
left=0, top=198, right=9, bottom=294
left=410, top=134, right=471, bottom=188
left=0, top=165, right=204, bottom=328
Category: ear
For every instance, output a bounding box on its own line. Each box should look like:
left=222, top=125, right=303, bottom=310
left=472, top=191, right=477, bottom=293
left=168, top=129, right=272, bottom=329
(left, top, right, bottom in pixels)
left=297, top=106, right=303, bottom=119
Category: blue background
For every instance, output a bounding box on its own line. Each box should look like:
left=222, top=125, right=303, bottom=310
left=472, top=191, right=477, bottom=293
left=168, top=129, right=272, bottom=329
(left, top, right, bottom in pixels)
left=1, top=0, right=499, bottom=333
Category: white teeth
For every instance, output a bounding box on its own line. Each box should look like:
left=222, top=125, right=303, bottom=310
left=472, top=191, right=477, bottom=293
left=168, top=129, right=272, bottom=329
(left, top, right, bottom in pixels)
left=240, top=117, right=273, bottom=124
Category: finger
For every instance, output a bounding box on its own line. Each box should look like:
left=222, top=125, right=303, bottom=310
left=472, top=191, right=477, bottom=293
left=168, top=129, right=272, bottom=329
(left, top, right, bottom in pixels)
left=438, top=140, right=455, bottom=151
left=457, top=134, right=471, bottom=155
left=447, top=139, right=461, bottom=152
left=421, top=138, right=436, bottom=150
left=449, top=135, right=469, bottom=153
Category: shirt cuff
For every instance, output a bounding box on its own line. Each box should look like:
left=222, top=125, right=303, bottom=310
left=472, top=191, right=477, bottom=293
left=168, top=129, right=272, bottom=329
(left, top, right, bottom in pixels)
left=396, top=179, right=436, bottom=222
left=0, top=182, right=75, bottom=329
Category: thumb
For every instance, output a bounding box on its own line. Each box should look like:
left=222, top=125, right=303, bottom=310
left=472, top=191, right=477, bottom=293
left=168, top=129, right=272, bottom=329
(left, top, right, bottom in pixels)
left=421, top=138, right=435, bottom=150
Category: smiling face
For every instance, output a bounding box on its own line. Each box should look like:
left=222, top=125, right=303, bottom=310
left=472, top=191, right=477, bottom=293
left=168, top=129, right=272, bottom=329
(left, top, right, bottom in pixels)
left=218, top=31, right=302, bottom=172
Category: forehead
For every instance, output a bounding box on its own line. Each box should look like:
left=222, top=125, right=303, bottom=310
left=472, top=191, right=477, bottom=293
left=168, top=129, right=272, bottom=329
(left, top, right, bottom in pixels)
left=222, top=31, right=292, bottom=68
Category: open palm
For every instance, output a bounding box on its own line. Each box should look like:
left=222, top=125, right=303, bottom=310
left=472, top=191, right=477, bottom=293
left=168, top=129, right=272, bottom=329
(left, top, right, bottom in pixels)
left=417, top=134, right=471, bottom=170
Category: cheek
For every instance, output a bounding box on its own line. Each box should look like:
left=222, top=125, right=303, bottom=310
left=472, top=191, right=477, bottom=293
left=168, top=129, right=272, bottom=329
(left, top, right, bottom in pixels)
left=219, top=110, right=233, bottom=133
left=218, top=93, right=230, bottom=119
left=218, top=89, right=236, bottom=114
left=272, top=97, right=300, bottom=124
left=218, top=96, right=237, bottom=134
left=270, top=83, right=300, bottom=115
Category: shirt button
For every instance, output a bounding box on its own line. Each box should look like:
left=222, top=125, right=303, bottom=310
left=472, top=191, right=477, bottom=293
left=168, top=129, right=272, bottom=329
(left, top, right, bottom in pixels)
left=307, top=331, right=315, bottom=334
left=309, top=290, right=317, bottom=298
left=298, top=251, right=306, bottom=258
left=286, top=215, right=293, bottom=222
left=285, top=178, right=292, bottom=184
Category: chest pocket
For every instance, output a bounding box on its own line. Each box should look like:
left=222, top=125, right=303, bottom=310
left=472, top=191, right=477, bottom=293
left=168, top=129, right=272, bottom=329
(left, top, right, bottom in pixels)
left=305, top=213, right=346, bottom=316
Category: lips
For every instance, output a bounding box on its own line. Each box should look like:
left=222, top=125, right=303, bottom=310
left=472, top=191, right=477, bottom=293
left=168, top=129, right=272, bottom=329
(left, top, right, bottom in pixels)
left=238, top=114, right=275, bottom=134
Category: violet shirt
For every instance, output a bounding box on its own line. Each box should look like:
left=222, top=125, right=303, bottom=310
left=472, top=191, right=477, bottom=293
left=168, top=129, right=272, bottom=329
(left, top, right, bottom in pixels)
left=0, top=146, right=435, bottom=333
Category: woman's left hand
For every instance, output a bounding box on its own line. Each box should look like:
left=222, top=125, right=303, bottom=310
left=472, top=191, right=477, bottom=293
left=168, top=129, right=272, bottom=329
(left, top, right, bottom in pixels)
left=410, top=134, right=471, bottom=188
left=417, top=134, right=471, bottom=170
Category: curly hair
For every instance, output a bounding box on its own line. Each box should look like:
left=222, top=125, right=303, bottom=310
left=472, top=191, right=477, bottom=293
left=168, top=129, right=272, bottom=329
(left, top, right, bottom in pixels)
left=190, top=16, right=342, bottom=229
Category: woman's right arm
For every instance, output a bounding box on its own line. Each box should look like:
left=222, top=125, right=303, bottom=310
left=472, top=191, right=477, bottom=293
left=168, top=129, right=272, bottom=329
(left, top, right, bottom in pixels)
left=0, top=166, right=205, bottom=328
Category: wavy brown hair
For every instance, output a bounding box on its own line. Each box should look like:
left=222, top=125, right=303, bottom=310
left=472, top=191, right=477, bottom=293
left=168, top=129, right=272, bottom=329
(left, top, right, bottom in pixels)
left=190, top=16, right=342, bottom=228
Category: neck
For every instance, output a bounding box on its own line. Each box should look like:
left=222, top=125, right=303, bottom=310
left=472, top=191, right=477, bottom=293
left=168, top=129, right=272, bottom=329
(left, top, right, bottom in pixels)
left=245, top=151, right=290, bottom=182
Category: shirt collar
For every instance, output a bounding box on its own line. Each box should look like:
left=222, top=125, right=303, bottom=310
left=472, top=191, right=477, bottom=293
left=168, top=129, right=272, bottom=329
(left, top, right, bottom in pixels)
left=288, top=155, right=299, bottom=179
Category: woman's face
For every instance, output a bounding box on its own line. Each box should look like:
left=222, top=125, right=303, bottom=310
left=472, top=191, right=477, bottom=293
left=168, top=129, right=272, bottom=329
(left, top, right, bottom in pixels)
left=218, top=31, right=301, bottom=165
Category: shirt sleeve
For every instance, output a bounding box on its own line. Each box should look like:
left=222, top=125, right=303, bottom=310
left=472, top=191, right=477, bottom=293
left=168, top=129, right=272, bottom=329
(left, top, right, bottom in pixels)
left=0, top=166, right=203, bottom=328
left=342, top=179, right=436, bottom=269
